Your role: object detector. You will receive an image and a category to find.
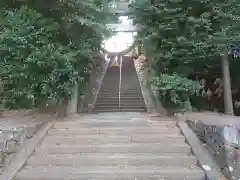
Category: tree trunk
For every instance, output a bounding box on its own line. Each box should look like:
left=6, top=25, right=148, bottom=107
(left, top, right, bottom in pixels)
left=221, top=54, right=234, bottom=115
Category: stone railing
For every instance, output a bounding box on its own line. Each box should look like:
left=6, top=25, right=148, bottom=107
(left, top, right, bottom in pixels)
left=187, top=120, right=240, bottom=180
left=80, top=54, right=110, bottom=113
left=134, top=57, right=167, bottom=115
left=0, top=123, right=43, bottom=168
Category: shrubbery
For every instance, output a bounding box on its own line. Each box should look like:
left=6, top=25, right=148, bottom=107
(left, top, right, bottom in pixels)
left=0, top=0, right=116, bottom=108
left=152, top=73, right=201, bottom=110
left=0, top=7, right=81, bottom=107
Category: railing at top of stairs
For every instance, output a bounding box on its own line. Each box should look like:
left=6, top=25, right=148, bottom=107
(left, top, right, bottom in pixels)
left=118, top=56, right=122, bottom=110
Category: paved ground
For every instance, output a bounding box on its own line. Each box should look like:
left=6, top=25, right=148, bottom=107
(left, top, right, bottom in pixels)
left=9, top=112, right=205, bottom=180
left=2, top=109, right=238, bottom=130
left=0, top=110, right=56, bottom=130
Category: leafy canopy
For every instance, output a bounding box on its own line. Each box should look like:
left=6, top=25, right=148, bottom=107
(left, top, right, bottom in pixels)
left=0, top=0, right=117, bottom=108
left=129, top=0, right=240, bottom=108
left=129, top=0, right=240, bottom=74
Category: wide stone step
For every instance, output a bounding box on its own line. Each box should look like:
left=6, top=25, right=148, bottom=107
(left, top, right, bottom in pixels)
left=97, top=94, right=144, bottom=97
left=41, top=134, right=185, bottom=145
left=95, top=99, right=144, bottom=103
left=93, top=109, right=146, bottom=112
left=16, top=166, right=204, bottom=180
left=99, top=87, right=119, bottom=92
left=80, top=116, right=174, bottom=122
left=97, top=88, right=120, bottom=90
left=99, top=90, right=142, bottom=94
left=94, top=102, right=145, bottom=106
left=94, top=106, right=146, bottom=110
left=36, top=143, right=191, bottom=154
left=47, top=129, right=181, bottom=136
left=120, top=86, right=142, bottom=88
left=94, top=101, right=145, bottom=105
left=27, top=153, right=197, bottom=167
left=99, top=88, right=141, bottom=92
left=52, top=121, right=163, bottom=129
left=97, top=96, right=144, bottom=99
left=95, top=101, right=144, bottom=104
left=93, top=103, right=145, bottom=107
left=52, top=121, right=176, bottom=129
left=97, top=97, right=144, bottom=100
left=94, top=105, right=120, bottom=108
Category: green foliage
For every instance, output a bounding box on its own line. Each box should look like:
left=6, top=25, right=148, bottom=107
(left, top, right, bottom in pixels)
left=152, top=73, right=202, bottom=108
left=0, top=6, right=81, bottom=107
left=129, top=0, right=240, bottom=72
left=130, top=0, right=240, bottom=112
left=0, top=0, right=116, bottom=108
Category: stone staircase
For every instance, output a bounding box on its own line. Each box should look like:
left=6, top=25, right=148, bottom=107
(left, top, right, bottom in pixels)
left=93, top=56, right=146, bottom=112
left=120, top=56, right=146, bottom=112
left=93, top=64, right=120, bottom=112
left=15, top=113, right=205, bottom=180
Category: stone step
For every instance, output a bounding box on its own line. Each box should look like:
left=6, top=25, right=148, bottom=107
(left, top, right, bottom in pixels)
left=93, top=109, right=146, bottom=112
left=97, top=94, right=144, bottom=98
left=41, top=134, right=185, bottom=145
left=94, top=102, right=145, bottom=106
left=93, top=104, right=145, bottom=108
left=52, top=121, right=176, bottom=129
left=95, top=100, right=144, bottom=104
left=97, top=87, right=120, bottom=90
left=121, top=80, right=140, bottom=82
left=47, top=129, right=182, bottom=136
left=36, top=143, right=191, bottom=154
left=16, top=166, right=204, bottom=180
left=96, top=96, right=144, bottom=99
left=120, top=88, right=142, bottom=91
left=94, top=101, right=144, bottom=104
left=97, top=95, right=143, bottom=98
left=80, top=116, right=174, bottom=122
left=121, top=80, right=139, bottom=82
left=81, top=115, right=150, bottom=120
left=95, top=99, right=144, bottom=103
left=52, top=121, right=164, bottom=129
left=27, top=153, right=197, bottom=167
left=97, top=97, right=143, bottom=99
left=94, top=106, right=146, bottom=110
left=94, top=105, right=120, bottom=108
left=99, top=90, right=142, bottom=93
left=120, top=86, right=142, bottom=88
left=83, top=112, right=144, bottom=116
left=60, top=115, right=147, bottom=120
left=99, top=87, right=141, bottom=90
left=99, top=87, right=119, bottom=92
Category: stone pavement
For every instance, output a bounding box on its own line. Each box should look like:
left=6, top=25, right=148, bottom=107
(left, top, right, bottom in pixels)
left=0, top=109, right=54, bottom=130
left=0, top=110, right=56, bottom=171
left=3, top=112, right=205, bottom=180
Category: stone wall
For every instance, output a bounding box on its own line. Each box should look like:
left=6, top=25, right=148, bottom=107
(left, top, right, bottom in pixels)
left=0, top=123, right=43, bottom=169
left=133, top=55, right=167, bottom=115
left=80, top=53, right=110, bottom=113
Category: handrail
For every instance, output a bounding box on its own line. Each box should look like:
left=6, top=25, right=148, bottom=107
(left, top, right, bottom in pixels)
left=90, top=54, right=111, bottom=112
left=119, top=56, right=123, bottom=110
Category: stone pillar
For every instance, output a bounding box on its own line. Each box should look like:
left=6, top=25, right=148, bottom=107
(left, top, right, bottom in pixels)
left=66, top=82, right=79, bottom=114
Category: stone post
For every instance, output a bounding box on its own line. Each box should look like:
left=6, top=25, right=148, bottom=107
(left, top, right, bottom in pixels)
left=66, top=82, right=79, bottom=114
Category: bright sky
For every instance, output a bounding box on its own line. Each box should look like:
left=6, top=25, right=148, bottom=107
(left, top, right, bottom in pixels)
left=103, top=16, right=136, bottom=53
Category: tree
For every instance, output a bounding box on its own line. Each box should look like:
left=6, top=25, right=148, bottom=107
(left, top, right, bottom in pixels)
left=129, top=0, right=240, bottom=114
left=207, top=0, right=240, bottom=115
left=0, top=0, right=117, bottom=108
